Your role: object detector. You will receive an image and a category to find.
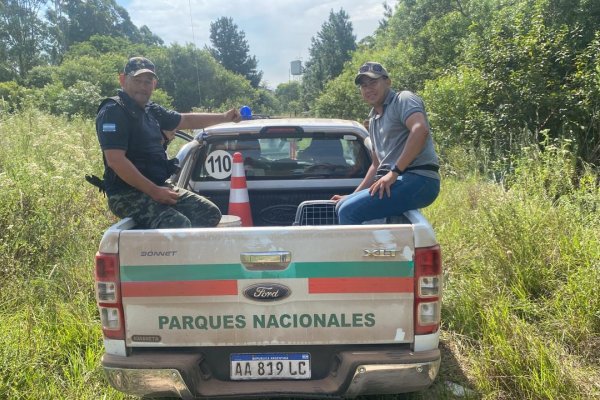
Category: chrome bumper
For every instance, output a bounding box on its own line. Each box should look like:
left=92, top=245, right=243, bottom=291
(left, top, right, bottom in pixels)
left=103, top=350, right=440, bottom=399
left=105, top=368, right=193, bottom=399
left=345, top=360, right=441, bottom=397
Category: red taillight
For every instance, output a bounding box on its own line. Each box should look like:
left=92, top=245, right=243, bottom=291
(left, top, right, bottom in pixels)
left=96, top=252, right=118, bottom=280
left=414, top=245, right=442, bottom=335
left=95, top=252, right=125, bottom=340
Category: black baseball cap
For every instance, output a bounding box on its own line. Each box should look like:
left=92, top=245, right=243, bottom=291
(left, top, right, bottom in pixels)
left=354, top=62, right=389, bottom=85
left=124, top=57, right=157, bottom=77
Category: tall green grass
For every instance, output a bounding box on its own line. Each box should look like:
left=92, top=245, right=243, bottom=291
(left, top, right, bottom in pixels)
left=0, top=108, right=126, bottom=399
left=1, top=110, right=598, bottom=399
left=426, top=145, right=600, bottom=399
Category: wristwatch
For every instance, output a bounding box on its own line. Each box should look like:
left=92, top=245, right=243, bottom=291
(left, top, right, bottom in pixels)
left=392, top=165, right=403, bottom=175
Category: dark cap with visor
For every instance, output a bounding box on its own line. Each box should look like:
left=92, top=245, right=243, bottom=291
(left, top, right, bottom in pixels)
left=124, top=57, right=157, bottom=77
left=355, top=62, right=389, bottom=85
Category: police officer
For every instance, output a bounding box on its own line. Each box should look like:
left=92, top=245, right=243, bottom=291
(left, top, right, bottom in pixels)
left=96, top=56, right=241, bottom=228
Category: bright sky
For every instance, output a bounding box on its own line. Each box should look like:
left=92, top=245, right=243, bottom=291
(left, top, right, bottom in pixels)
left=116, top=0, right=388, bottom=89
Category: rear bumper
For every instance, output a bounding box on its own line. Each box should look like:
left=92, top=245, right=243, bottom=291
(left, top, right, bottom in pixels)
left=102, top=348, right=440, bottom=399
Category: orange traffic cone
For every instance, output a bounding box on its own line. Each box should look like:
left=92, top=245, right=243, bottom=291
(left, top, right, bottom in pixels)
left=228, top=152, right=253, bottom=227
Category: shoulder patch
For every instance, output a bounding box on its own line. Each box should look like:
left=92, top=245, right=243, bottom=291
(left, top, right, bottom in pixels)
left=102, top=123, right=117, bottom=133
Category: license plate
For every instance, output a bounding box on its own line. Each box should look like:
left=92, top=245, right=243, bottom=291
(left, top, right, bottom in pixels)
left=230, top=353, right=311, bottom=380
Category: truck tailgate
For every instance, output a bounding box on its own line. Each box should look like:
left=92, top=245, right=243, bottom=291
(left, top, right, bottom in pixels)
left=118, top=224, right=416, bottom=347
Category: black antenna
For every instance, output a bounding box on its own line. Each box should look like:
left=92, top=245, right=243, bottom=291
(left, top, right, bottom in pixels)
left=188, top=0, right=203, bottom=106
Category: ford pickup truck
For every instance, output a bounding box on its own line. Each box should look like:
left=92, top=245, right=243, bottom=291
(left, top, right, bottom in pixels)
left=94, top=118, right=442, bottom=399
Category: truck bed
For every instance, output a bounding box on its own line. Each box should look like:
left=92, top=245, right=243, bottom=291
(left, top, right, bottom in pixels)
left=96, top=211, right=441, bottom=398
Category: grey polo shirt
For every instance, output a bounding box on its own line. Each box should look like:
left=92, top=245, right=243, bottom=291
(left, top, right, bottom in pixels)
left=368, top=89, right=440, bottom=180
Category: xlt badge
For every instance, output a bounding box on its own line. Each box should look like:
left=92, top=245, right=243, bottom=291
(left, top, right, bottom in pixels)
left=363, top=249, right=397, bottom=257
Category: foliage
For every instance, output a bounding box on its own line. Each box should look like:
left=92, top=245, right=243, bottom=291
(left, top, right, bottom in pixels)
left=421, top=65, right=493, bottom=166
left=301, top=8, right=356, bottom=110
left=253, top=87, right=280, bottom=115
left=0, top=33, right=273, bottom=117
left=569, top=30, right=600, bottom=165
left=0, top=0, right=49, bottom=78
left=1, top=110, right=598, bottom=399
left=54, top=54, right=123, bottom=96
left=275, top=81, right=302, bottom=116
left=312, top=68, right=369, bottom=119
left=44, top=0, right=163, bottom=64
left=0, top=109, right=110, bottom=280
left=315, top=0, right=600, bottom=168
left=1, top=1, right=599, bottom=398
left=426, top=142, right=599, bottom=398
left=51, top=38, right=266, bottom=113
left=0, top=110, right=122, bottom=399
left=208, top=16, right=263, bottom=88
left=149, top=89, right=174, bottom=110
left=0, top=81, right=32, bottom=113
left=156, top=44, right=252, bottom=112
left=55, top=80, right=103, bottom=117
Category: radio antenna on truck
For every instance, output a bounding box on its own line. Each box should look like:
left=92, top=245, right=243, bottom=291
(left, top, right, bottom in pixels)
left=187, top=0, right=203, bottom=104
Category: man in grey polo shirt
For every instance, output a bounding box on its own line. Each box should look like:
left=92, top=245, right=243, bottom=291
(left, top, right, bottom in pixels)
left=332, top=61, right=440, bottom=224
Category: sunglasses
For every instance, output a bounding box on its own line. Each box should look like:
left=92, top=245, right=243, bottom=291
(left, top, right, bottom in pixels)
left=358, top=78, right=382, bottom=89
left=130, top=76, right=157, bottom=86
left=359, top=63, right=385, bottom=74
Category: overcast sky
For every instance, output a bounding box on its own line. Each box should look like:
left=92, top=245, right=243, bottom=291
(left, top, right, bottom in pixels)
left=116, top=0, right=387, bottom=89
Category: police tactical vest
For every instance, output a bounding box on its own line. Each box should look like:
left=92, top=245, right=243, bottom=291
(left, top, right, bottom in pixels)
left=98, top=96, right=172, bottom=192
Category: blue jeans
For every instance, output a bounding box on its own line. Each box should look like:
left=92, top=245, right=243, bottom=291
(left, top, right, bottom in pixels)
left=336, top=173, right=440, bottom=225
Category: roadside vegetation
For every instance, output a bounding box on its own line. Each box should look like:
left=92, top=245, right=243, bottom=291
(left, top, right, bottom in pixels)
left=0, top=108, right=597, bottom=399
left=1, top=0, right=599, bottom=398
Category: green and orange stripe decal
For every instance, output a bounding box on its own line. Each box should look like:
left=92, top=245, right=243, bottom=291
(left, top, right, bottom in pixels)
left=120, top=261, right=413, bottom=297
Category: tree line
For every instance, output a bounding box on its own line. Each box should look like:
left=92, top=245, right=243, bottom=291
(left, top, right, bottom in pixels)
left=1, top=0, right=599, bottom=172
left=315, top=0, right=600, bottom=172
left=0, top=0, right=356, bottom=116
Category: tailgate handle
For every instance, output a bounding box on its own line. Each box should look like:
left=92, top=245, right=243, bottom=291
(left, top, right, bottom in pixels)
left=240, top=251, right=291, bottom=271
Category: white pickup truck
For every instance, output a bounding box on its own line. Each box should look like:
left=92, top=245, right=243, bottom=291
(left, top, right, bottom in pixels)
left=94, top=118, right=442, bottom=399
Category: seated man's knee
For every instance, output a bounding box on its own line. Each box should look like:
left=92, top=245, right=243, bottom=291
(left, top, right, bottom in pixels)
left=151, top=209, right=192, bottom=229
left=190, top=205, right=222, bottom=227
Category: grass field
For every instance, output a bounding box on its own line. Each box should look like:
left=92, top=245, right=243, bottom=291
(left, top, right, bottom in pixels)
left=0, top=109, right=598, bottom=399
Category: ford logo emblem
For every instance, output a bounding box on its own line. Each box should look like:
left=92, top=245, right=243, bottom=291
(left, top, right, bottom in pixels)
left=243, top=283, right=291, bottom=302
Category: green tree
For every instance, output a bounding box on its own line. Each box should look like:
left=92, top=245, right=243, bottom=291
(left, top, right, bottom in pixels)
left=570, top=31, right=600, bottom=165
left=455, top=0, right=600, bottom=164
left=254, top=87, right=280, bottom=115
left=301, top=9, right=356, bottom=110
left=45, top=0, right=162, bottom=64
left=0, top=36, right=13, bottom=81
left=0, top=0, right=49, bottom=79
left=55, top=79, right=103, bottom=116
left=275, top=81, right=301, bottom=115
left=311, top=61, right=369, bottom=120
left=161, top=44, right=257, bottom=112
left=0, top=80, right=32, bottom=112
left=375, top=0, right=471, bottom=90
left=55, top=53, right=124, bottom=96
left=162, top=44, right=213, bottom=112
left=208, top=16, right=262, bottom=88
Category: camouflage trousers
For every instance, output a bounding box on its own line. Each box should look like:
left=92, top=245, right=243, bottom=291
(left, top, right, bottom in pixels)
left=108, top=184, right=222, bottom=229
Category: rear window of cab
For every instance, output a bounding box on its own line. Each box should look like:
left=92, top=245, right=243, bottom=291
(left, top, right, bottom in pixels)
left=192, top=134, right=370, bottom=181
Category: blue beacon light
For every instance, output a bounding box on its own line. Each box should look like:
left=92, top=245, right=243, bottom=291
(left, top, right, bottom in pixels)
left=240, top=106, right=252, bottom=120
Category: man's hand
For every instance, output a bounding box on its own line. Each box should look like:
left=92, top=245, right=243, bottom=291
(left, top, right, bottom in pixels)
left=369, top=171, right=398, bottom=199
left=163, top=129, right=176, bottom=141
left=161, top=129, right=176, bottom=146
left=149, top=185, right=179, bottom=205
left=177, top=109, right=242, bottom=130
left=224, top=108, right=242, bottom=123
left=330, top=194, right=347, bottom=203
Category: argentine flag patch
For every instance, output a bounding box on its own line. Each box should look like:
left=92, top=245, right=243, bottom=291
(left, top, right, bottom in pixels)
left=102, top=123, right=117, bottom=133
